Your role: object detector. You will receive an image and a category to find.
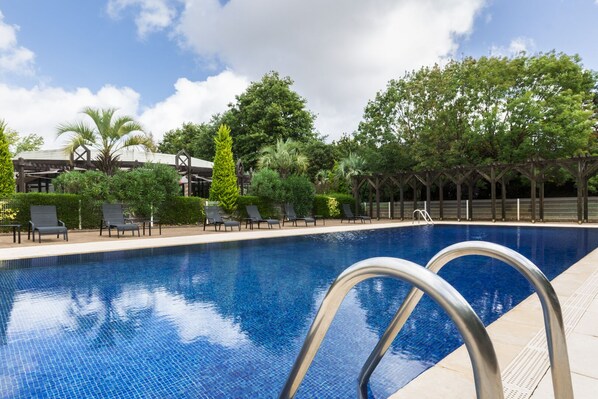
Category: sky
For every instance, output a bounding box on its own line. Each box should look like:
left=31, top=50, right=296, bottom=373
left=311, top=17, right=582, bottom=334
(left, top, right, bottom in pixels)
left=0, top=0, right=597, bottom=150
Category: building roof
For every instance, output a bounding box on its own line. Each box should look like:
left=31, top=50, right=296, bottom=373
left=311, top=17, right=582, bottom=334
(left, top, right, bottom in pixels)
left=13, top=148, right=213, bottom=170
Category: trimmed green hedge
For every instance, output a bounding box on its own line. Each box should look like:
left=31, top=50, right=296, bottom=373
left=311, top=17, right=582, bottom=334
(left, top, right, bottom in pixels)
left=8, top=193, right=102, bottom=229
left=313, top=193, right=354, bottom=218
left=158, top=196, right=204, bottom=225
left=236, top=195, right=278, bottom=218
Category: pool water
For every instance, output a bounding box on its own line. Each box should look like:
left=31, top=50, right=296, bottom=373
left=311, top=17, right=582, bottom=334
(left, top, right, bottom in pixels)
left=1, top=225, right=598, bottom=398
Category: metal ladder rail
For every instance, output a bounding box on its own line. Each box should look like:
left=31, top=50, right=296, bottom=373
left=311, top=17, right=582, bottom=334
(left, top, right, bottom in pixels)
left=359, top=241, right=573, bottom=399
left=412, top=209, right=433, bottom=224
left=280, top=257, right=504, bottom=399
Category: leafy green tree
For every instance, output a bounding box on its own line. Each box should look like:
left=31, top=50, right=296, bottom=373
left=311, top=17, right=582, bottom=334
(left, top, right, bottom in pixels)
left=112, top=164, right=180, bottom=218
left=357, top=53, right=597, bottom=172
left=248, top=168, right=283, bottom=204
left=3, top=124, right=44, bottom=156
left=57, top=107, right=155, bottom=175
left=258, top=139, right=308, bottom=178
left=221, top=71, right=316, bottom=167
left=53, top=170, right=113, bottom=201
left=335, top=153, right=366, bottom=183
left=302, top=139, right=336, bottom=181
left=209, top=124, right=239, bottom=214
left=281, top=175, right=315, bottom=217
left=0, top=120, right=15, bottom=197
left=158, top=120, right=218, bottom=161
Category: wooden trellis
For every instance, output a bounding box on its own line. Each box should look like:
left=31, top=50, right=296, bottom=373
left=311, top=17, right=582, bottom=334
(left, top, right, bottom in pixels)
left=353, top=156, right=598, bottom=224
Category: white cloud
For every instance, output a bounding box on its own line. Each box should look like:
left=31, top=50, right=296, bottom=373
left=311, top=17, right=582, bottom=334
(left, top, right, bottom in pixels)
left=490, top=37, right=536, bottom=57
left=0, top=11, right=35, bottom=75
left=139, top=70, right=248, bottom=136
left=171, top=0, right=486, bottom=138
left=0, top=70, right=247, bottom=150
left=107, top=0, right=180, bottom=37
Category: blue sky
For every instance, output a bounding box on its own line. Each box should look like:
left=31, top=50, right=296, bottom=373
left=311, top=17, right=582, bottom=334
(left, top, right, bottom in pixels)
left=0, top=0, right=597, bottom=149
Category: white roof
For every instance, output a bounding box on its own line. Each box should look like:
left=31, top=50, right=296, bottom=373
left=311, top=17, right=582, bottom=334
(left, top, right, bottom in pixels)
left=13, top=148, right=213, bottom=169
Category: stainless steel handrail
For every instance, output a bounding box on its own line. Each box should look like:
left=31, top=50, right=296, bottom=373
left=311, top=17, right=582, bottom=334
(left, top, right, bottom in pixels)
left=359, top=241, right=573, bottom=399
left=412, top=209, right=433, bottom=224
left=280, top=257, right=504, bottom=399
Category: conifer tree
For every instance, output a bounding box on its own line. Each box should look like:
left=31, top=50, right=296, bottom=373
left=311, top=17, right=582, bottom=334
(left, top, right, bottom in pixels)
left=0, top=120, right=15, bottom=197
left=209, top=124, right=239, bottom=214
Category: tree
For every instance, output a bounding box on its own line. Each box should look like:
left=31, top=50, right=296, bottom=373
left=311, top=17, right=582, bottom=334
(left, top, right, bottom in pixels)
left=3, top=124, right=44, bottom=156
left=0, top=120, right=15, bottom=196
left=302, top=139, right=336, bottom=181
left=258, top=139, right=308, bottom=178
left=357, top=53, right=598, bottom=172
left=221, top=71, right=316, bottom=167
left=209, top=124, right=239, bottom=214
left=334, top=153, right=367, bottom=193
left=158, top=120, right=218, bottom=161
left=57, top=107, right=155, bottom=175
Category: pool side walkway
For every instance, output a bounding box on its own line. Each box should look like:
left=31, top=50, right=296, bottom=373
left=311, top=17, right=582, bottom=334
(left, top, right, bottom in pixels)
left=1, top=220, right=597, bottom=398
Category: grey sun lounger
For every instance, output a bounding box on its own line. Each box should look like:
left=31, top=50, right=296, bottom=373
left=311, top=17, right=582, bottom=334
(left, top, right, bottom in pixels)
left=283, top=203, right=315, bottom=227
left=100, top=203, right=140, bottom=238
left=245, top=205, right=280, bottom=229
left=341, top=203, right=372, bottom=223
left=203, top=206, right=241, bottom=231
left=29, top=205, right=69, bottom=243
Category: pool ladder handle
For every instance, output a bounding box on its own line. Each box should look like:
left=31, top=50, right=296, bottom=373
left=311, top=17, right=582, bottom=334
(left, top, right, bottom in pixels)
left=358, top=241, right=573, bottom=399
left=413, top=209, right=434, bottom=224
left=279, top=257, right=504, bottom=399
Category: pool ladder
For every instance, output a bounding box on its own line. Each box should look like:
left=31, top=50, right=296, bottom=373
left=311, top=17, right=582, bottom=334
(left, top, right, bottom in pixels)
left=413, top=209, right=433, bottom=224
left=280, top=241, right=573, bottom=399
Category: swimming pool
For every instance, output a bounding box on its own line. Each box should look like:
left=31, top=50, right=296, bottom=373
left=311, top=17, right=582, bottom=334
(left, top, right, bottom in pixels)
left=1, top=225, right=597, bottom=398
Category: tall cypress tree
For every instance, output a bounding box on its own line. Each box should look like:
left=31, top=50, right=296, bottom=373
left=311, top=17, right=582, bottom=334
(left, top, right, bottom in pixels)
left=0, top=121, right=15, bottom=197
left=209, top=124, right=239, bottom=214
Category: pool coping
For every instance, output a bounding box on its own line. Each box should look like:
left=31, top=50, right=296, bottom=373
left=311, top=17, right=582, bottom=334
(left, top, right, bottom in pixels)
left=392, top=224, right=598, bottom=399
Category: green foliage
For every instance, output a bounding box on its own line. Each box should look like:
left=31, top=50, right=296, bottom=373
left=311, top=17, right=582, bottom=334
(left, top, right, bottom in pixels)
left=258, top=139, right=308, bottom=178
left=8, top=193, right=98, bottom=229
left=302, top=139, right=336, bottom=181
left=112, top=163, right=180, bottom=218
left=313, top=193, right=354, bottom=218
left=53, top=170, right=113, bottom=201
left=157, top=196, right=204, bottom=225
left=236, top=195, right=277, bottom=218
left=3, top=123, right=44, bottom=156
left=221, top=71, right=317, bottom=167
left=57, top=107, right=155, bottom=175
left=0, top=121, right=15, bottom=197
left=357, top=53, right=597, bottom=174
left=281, top=175, right=315, bottom=217
left=209, top=124, right=239, bottom=214
left=158, top=121, right=217, bottom=161
left=248, top=168, right=283, bottom=204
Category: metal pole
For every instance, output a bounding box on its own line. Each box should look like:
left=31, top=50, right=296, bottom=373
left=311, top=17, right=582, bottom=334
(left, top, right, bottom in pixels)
left=280, top=257, right=503, bottom=399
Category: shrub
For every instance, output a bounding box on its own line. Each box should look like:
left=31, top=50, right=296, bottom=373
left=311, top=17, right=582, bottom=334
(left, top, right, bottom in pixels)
left=248, top=169, right=283, bottom=205
left=281, top=174, right=315, bottom=217
left=112, top=163, right=180, bottom=218
left=53, top=170, right=113, bottom=201
left=313, top=193, right=354, bottom=218
left=157, top=196, right=204, bottom=225
left=8, top=193, right=97, bottom=229
left=236, top=195, right=277, bottom=218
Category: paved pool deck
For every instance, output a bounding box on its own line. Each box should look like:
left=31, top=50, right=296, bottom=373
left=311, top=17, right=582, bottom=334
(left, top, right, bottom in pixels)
left=1, top=220, right=597, bottom=398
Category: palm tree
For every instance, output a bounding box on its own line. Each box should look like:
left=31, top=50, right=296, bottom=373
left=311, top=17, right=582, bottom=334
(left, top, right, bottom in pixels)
left=258, top=139, right=308, bottom=178
left=335, top=153, right=366, bottom=189
left=57, top=107, right=155, bottom=175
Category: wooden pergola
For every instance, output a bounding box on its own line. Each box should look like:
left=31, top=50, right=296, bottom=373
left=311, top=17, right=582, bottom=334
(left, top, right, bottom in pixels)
left=352, top=156, right=598, bottom=224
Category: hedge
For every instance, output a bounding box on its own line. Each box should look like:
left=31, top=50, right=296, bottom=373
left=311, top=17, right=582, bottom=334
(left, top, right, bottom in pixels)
left=313, top=193, right=354, bottom=218
left=8, top=193, right=102, bottom=229
left=157, top=196, right=205, bottom=225
left=236, top=195, right=278, bottom=218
